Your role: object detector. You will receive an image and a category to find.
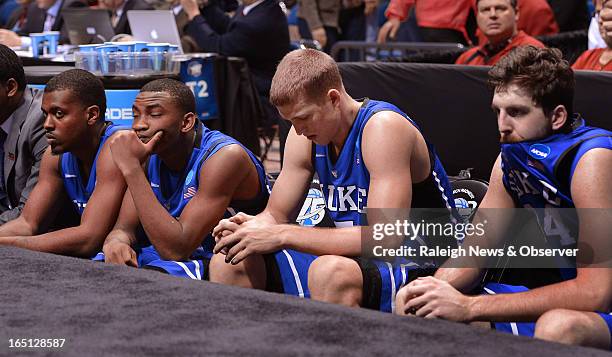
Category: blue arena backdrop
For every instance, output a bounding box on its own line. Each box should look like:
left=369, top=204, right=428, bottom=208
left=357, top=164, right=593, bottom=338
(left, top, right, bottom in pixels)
left=29, top=57, right=219, bottom=127
left=179, top=55, right=219, bottom=121
left=29, top=85, right=138, bottom=127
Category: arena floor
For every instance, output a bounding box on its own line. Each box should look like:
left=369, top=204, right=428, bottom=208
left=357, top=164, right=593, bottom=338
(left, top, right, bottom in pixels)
left=1, top=247, right=609, bottom=356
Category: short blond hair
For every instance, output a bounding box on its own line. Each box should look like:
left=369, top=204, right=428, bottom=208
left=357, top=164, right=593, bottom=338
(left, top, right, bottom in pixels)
left=270, top=49, right=343, bottom=107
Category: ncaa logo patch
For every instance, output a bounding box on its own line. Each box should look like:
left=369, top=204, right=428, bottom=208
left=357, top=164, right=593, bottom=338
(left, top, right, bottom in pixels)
left=296, top=188, right=326, bottom=227
left=188, top=61, right=203, bottom=77
left=528, top=144, right=551, bottom=160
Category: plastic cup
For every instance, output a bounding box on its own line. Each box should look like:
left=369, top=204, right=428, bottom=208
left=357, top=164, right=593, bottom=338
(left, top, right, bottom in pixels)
left=133, top=41, right=148, bottom=52
left=29, top=33, right=47, bottom=58
left=112, top=42, right=135, bottom=73
left=77, top=44, right=100, bottom=72
left=44, top=31, right=60, bottom=55
left=146, top=43, right=170, bottom=72
left=95, top=45, right=118, bottom=74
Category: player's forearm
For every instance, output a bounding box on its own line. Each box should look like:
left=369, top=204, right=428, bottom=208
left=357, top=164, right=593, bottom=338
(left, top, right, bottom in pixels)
left=258, top=209, right=285, bottom=225
left=435, top=267, right=484, bottom=293
left=281, top=225, right=363, bottom=256
left=123, top=168, right=187, bottom=257
left=104, top=228, right=138, bottom=247
left=0, top=225, right=102, bottom=257
left=0, top=216, right=37, bottom=237
left=468, top=279, right=609, bottom=322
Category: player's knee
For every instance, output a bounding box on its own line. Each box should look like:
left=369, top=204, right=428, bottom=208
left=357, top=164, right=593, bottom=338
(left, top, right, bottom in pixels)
left=209, top=254, right=265, bottom=289
left=535, top=309, right=590, bottom=345
left=209, top=254, right=248, bottom=283
left=308, top=255, right=362, bottom=304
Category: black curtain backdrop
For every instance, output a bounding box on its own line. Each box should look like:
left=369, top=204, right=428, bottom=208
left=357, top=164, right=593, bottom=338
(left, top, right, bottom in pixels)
left=339, top=63, right=612, bottom=180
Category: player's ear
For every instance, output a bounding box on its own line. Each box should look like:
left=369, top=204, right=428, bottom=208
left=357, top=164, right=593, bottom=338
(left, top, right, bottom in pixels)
left=181, top=112, right=197, bottom=133
left=5, top=78, right=19, bottom=98
left=86, top=105, right=101, bottom=126
left=550, top=105, right=568, bottom=131
left=327, top=89, right=341, bottom=108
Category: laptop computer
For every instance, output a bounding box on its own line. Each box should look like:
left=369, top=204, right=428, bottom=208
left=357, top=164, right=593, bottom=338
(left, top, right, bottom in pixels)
left=127, top=10, right=183, bottom=53
left=63, top=9, right=116, bottom=45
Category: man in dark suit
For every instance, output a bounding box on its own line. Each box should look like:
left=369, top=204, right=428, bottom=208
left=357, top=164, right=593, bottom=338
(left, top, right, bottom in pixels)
left=99, top=0, right=152, bottom=35
left=0, top=45, right=47, bottom=224
left=182, top=0, right=291, bottom=159
left=182, top=0, right=290, bottom=99
left=0, top=0, right=86, bottom=46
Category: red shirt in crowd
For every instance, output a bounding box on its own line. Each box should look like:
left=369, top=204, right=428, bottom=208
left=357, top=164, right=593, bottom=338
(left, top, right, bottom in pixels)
left=456, top=31, right=545, bottom=66
left=385, top=0, right=473, bottom=41
left=475, top=0, right=559, bottom=44
left=385, top=0, right=558, bottom=46
left=572, top=49, right=612, bottom=71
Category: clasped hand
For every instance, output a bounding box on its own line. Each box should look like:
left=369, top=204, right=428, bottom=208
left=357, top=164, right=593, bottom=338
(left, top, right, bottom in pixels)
left=212, top=213, right=284, bottom=265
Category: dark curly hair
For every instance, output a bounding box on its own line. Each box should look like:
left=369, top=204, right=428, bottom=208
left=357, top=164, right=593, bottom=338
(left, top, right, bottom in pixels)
left=140, top=78, right=196, bottom=116
left=488, top=46, right=574, bottom=124
left=0, top=44, right=26, bottom=91
left=45, top=69, right=107, bottom=120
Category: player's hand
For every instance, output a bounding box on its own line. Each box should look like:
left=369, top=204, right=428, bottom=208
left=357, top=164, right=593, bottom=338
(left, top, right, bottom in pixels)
left=212, top=213, right=254, bottom=240
left=103, top=240, right=138, bottom=267
left=0, top=29, right=22, bottom=48
left=601, top=0, right=612, bottom=38
left=364, top=0, right=378, bottom=16
left=395, top=284, right=420, bottom=316
left=213, top=219, right=284, bottom=264
left=399, top=276, right=474, bottom=322
left=181, top=0, right=201, bottom=20
left=377, top=18, right=401, bottom=43
left=109, top=131, right=162, bottom=176
left=311, top=27, right=327, bottom=49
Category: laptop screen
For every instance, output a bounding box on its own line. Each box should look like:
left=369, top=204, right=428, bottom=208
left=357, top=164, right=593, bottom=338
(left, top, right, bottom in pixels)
left=127, top=10, right=183, bottom=53
left=63, top=9, right=115, bottom=45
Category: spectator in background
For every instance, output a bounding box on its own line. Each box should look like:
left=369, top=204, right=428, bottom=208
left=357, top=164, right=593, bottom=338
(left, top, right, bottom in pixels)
left=603, top=0, right=612, bottom=38
left=475, top=0, right=559, bottom=45
left=286, top=1, right=301, bottom=41
left=337, top=0, right=377, bottom=59
left=0, top=44, right=47, bottom=224
left=1, top=0, right=31, bottom=32
left=0, top=0, right=86, bottom=47
left=339, top=0, right=377, bottom=42
left=182, top=0, right=290, bottom=101
left=573, top=0, right=612, bottom=71
left=513, top=0, right=558, bottom=36
left=587, top=0, right=606, bottom=49
left=0, top=0, right=19, bottom=27
left=297, top=0, right=340, bottom=53
left=378, top=0, right=473, bottom=44
left=98, top=0, right=153, bottom=36
left=456, top=0, right=544, bottom=66
left=182, top=0, right=291, bottom=158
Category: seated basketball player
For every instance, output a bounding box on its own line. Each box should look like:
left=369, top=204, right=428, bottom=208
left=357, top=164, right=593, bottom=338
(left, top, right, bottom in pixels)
left=100, top=79, right=269, bottom=280
left=0, top=69, right=128, bottom=257
left=395, top=46, right=612, bottom=350
left=211, top=49, right=457, bottom=312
